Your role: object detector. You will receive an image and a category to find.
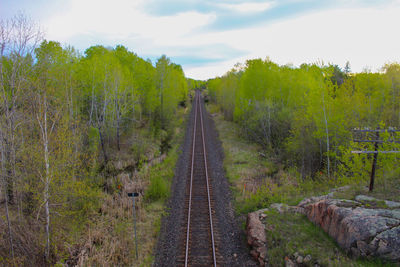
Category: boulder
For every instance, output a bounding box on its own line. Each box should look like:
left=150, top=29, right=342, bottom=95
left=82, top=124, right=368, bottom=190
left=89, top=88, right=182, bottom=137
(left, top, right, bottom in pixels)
left=247, top=211, right=268, bottom=265
left=355, top=195, right=400, bottom=209
left=300, top=198, right=400, bottom=262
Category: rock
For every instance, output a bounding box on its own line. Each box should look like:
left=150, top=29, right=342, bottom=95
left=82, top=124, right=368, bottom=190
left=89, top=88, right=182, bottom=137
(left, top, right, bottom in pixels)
left=290, top=206, right=306, bottom=215
left=370, top=226, right=400, bottom=261
left=257, top=246, right=268, bottom=260
left=270, top=203, right=289, bottom=213
left=247, top=211, right=268, bottom=264
left=355, top=195, right=400, bottom=209
left=247, top=212, right=267, bottom=245
left=250, top=249, right=259, bottom=259
left=386, top=201, right=400, bottom=209
left=298, top=195, right=331, bottom=208
left=300, top=198, right=400, bottom=262
left=284, top=257, right=296, bottom=267
left=356, top=240, right=369, bottom=257
left=304, top=254, right=312, bottom=263
left=296, top=255, right=303, bottom=264
left=355, top=195, right=376, bottom=203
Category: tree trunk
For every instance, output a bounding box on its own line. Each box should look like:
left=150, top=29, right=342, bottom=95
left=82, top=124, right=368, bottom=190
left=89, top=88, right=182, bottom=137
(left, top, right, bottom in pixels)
left=89, top=70, right=95, bottom=126
left=115, top=97, right=121, bottom=151
left=268, top=103, right=271, bottom=145
left=116, top=116, right=120, bottom=151
left=322, top=92, right=330, bottom=177
left=1, top=132, right=15, bottom=263
left=42, top=95, right=51, bottom=260
left=98, top=127, right=108, bottom=163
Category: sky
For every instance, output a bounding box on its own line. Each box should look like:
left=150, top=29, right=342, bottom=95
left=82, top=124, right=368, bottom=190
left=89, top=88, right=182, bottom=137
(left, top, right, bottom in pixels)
left=1, top=0, right=400, bottom=80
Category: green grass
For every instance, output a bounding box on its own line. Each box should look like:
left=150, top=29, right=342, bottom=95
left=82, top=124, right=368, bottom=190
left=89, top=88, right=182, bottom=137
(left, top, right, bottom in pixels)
left=144, top=148, right=179, bottom=201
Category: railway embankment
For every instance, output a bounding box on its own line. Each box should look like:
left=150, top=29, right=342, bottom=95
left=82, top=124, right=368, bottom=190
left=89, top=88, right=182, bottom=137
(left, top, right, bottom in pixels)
left=154, top=92, right=256, bottom=266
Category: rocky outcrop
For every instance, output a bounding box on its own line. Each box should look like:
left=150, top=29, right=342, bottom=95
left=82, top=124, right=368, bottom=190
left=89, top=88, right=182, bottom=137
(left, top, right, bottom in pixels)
left=299, top=196, right=400, bottom=262
left=246, top=189, right=400, bottom=264
left=246, top=210, right=268, bottom=266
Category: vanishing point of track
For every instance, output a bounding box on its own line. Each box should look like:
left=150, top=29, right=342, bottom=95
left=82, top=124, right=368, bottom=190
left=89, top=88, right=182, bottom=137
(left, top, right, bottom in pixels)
left=179, top=91, right=220, bottom=267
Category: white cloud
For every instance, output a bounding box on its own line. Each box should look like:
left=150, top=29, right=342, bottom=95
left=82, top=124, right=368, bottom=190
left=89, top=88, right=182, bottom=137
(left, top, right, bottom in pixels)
left=40, top=0, right=400, bottom=79
left=217, top=1, right=273, bottom=13
left=43, top=0, right=215, bottom=55
left=184, top=3, right=400, bottom=79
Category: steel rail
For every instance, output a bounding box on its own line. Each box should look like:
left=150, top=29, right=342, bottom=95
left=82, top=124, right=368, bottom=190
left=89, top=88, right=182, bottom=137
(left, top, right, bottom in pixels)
left=184, top=91, right=198, bottom=267
left=184, top=91, right=217, bottom=267
left=198, top=91, right=217, bottom=267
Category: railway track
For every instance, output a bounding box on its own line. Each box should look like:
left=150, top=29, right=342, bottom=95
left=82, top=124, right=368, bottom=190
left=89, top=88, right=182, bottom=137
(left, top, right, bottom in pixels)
left=177, top=91, right=221, bottom=267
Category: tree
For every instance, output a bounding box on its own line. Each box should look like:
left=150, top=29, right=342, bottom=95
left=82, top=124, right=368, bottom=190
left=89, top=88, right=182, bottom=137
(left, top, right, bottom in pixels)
left=344, top=61, right=351, bottom=74
left=0, top=13, right=42, bottom=263
left=34, top=40, right=66, bottom=260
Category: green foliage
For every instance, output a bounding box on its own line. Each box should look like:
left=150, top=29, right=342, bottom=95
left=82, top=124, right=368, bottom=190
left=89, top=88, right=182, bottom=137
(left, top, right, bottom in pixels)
left=145, top=147, right=179, bottom=202
left=1, top=26, right=189, bottom=264
left=208, top=59, right=400, bottom=180
left=146, top=175, right=169, bottom=202
left=237, top=185, right=271, bottom=214
left=88, top=126, right=100, bottom=151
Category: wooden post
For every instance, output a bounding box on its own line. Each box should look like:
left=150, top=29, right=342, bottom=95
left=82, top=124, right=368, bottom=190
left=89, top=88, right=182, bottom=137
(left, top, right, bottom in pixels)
left=369, top=130, right=380, bottom=192
left=352, top=128, right=400, bottom=191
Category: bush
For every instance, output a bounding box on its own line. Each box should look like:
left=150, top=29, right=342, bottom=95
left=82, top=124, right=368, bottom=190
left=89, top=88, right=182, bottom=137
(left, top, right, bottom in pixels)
left=145, top=175, right=169, bottom=201
left=144, top=147, right=178, bottom=202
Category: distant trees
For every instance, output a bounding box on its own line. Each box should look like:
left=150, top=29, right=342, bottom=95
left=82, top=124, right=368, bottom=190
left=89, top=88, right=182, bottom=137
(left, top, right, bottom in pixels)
left=207, top=59, right=400, bottom=179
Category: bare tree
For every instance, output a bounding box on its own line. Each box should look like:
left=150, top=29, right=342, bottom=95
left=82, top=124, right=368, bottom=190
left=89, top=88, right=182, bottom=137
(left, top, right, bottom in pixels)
left=0, top=13, right=42, bottom=263
left=35, top=92, right=59, bottom=260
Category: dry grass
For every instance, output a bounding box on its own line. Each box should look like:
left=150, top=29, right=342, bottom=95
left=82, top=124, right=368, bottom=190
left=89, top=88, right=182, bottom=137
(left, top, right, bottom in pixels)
left=73, top=192, right=164, bottom=266
left=0, top=207, right=45, bottom=266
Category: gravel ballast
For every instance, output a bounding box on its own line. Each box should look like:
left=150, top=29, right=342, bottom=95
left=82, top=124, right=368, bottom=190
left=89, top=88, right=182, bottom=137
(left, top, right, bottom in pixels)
left=153, top=96, right=256, bottom=266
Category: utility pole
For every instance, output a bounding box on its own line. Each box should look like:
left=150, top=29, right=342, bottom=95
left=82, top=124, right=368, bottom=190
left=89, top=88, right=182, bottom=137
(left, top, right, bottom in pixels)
left=352, top=128, right=400, bottom=192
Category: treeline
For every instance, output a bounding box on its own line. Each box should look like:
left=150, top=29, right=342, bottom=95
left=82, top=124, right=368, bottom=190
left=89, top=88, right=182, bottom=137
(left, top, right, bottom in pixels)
left=207, top=58, right=400, bottom=179
left=0, top=14, right=188, bottom=264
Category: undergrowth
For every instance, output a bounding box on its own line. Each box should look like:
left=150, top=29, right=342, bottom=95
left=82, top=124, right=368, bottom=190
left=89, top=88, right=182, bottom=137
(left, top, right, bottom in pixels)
left=210, top=105, right=400, bottom=214
left=65, top=107, right=188, bottom=266
left=209, top=104, right=399, bottom=266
